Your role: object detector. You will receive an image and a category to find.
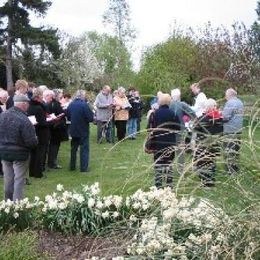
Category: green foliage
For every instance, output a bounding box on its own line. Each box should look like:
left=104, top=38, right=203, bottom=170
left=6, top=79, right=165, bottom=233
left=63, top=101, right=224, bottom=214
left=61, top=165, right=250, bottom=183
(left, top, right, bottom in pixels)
left=0, top=230, right=47, bottom=260
left=87, top=31, right=135, bottom=89
left=137, top=23, right=260, bottom=99
left=251, top=1, right=260, bottom=62
left=137, top=36, right=198, bottom=100
left=0, top=0, right=60, bottom=87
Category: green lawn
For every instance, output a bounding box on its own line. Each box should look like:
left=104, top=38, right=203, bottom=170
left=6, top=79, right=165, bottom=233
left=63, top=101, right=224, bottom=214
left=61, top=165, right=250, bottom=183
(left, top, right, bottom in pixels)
left=0, top=119, right=260, bottom=215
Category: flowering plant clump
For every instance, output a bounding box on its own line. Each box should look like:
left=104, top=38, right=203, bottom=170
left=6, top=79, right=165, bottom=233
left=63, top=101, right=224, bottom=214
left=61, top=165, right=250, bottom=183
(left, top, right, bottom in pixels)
left=0, top=197, right=42, bottom=232
left=40, top=183, right=125, bottom=234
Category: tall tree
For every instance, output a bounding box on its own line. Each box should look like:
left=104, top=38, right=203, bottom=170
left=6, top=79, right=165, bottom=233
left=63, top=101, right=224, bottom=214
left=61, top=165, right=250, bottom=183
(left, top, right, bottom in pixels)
left=0, top=0, right=59, bottom=90
left=103, top=0, right=136, bottom=45
left=86, top=31, right=134, bottom=89
left=251, top=1, right=260, bottom=60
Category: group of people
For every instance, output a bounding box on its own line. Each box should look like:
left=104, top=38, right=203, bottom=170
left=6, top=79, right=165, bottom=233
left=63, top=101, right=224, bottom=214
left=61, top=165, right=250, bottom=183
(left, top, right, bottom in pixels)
left=0, top=81, right=144, bottom=201
left=94, top=85, right=143, bottom=143
left=147, top=83, right=244, bottom=188
left=0, top=79, right=244, bottom=201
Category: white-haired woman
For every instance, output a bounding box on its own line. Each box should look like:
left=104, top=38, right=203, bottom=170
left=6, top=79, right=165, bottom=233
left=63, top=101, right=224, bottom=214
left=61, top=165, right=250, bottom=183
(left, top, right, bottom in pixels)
left=147, top=93, right=180, bottom=188
left=113, top=87, right=131, bottom=141
left=27, top=87, right=51, bottom=178
left=194, top=98, right=223, bottom=188
left=46, top=89, right=68, bottom=169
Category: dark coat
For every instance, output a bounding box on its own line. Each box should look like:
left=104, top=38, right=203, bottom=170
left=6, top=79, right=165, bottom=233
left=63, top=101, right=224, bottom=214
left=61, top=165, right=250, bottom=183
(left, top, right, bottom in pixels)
left=67, top=98, right=94, bottom=138
left=27, top=99, right=51, bottom=145
left=195, top=110, right=223, bottom=139
left=128, top=96, right=142, bottom=119
left=47, top=100, right=68, bottom=142
left=6, top=95, right=14, bottom=109
left=149, top=105, right=180, bottom=151
left=0, top=107, right=38, bottom=161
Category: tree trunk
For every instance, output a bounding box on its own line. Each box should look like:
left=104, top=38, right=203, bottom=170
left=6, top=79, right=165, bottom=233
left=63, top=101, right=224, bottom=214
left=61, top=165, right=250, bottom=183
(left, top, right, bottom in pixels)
left=6, top=0, right=14, bottom=91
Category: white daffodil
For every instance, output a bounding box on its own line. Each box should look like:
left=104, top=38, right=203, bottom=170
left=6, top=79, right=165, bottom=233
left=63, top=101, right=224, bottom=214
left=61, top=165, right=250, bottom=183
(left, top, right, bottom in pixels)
left=56, top=184, right=64, bottom=192
left=101, top=210, right=109, bottom=219
left=4, top=207, right=10, bottom=214
left=13, top=212, right=19, bottom=219
left=113, top=211, right=119, bottom=218
left=96, top=200, right=103, bottom=209
left=88, top=198, right=95, bottom=208
left=58, top=202, right=67, bottom=210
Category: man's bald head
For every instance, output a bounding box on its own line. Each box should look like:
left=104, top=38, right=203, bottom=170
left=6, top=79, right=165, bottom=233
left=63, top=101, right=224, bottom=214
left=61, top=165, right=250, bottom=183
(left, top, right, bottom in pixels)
left=190, top=83, right=200, bottom=95
left=225, top=88, right=237, bottom=100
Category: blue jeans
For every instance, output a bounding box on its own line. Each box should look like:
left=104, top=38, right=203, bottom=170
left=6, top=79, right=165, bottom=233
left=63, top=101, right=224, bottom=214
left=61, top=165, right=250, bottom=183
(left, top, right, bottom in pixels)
left=127, top=118, right=138, bottom=138
left=70, top=136, right=89, bottom=172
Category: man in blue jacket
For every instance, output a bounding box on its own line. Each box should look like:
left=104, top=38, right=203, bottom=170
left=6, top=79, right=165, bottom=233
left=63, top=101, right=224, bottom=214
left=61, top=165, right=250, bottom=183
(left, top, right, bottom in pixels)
left=67, top=90, right=94, bottom=172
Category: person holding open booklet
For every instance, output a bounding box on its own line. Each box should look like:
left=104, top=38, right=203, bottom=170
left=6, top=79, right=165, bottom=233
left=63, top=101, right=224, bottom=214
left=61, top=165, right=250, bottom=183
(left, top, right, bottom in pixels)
left=113, top=87, right=131, bottom=141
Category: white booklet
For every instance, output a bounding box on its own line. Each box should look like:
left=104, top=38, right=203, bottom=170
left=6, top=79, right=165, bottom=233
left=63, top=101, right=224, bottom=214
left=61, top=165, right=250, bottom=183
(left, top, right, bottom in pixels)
left=28, top=115, right=38, bottom=125
left=46, top=113, right=65, bottom=122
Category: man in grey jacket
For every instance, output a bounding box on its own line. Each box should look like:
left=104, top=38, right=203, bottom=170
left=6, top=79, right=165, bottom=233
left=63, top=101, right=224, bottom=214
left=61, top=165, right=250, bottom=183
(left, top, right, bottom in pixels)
left=0, top=94, right=38, bottom=201
left=170, top=88, right=196, bottom=174
left=222, top=88, right=244, bottom=175
left=94, top=85, right=113, bottom=143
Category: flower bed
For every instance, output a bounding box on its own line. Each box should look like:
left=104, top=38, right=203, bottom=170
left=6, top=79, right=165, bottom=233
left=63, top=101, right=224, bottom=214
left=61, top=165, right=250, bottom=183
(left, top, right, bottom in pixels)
left=0, top=183, right=259, bottom=259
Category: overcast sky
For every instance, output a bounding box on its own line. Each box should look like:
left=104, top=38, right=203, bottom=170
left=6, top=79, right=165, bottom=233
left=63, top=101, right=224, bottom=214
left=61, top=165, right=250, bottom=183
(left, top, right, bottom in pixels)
left=32, top=0, right=258, bottom=69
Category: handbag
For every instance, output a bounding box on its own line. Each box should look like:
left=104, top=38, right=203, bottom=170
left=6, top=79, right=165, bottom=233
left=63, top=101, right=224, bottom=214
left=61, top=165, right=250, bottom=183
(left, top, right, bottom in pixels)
left=144, top=132, right=156, bottom=154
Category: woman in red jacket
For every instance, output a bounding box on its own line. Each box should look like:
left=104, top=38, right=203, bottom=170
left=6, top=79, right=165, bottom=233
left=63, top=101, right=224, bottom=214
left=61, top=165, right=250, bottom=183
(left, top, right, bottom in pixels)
left=194, top=98, right=223, bottom=188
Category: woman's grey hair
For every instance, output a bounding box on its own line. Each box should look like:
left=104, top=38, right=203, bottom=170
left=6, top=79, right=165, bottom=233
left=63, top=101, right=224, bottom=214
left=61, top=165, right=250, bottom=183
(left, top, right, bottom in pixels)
left=53, top=89, right=63, bottom=100
left=38, top=85, right=48, bottom=92
left=171, top=88, right=181, bottom=101
left=74, top=89, right=86, bottom=100
left=204, top=98, right=217, bottom=111
left=43, top=89, right=54, bottom=99
left=0, top=89, right=8, bottom=98
left=32, top=87, right=43, bottom=99
left=117, top=86, right=126, bottom=93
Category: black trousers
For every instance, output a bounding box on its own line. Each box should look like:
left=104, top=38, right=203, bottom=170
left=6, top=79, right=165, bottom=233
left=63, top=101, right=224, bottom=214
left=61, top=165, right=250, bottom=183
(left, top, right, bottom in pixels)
left=29, top=143, right=48, bottom=178
left=153, top=150, right=175, bottom=188
left=223, top=133, right=241, bottom=174
left=48, top=141, right=61, bottom=168
left=115, top=120, right=127, bottom=141
left=194, top=144, right=220, bottom=184
left=0, top=161, right=3, bottom=176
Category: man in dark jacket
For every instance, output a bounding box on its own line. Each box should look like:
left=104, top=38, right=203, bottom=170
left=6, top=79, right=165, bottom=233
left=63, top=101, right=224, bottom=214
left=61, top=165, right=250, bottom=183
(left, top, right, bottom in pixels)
left=67, top=90, right=94, bottom=172
left=0, top=94, right=38, bottom=201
